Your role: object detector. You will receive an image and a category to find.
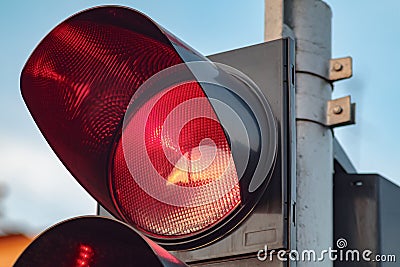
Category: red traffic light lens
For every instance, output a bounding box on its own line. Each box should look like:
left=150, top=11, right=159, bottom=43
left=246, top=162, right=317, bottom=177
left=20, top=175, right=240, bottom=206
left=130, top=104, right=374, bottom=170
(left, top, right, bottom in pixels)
left=110, top=81, right=241, bottom=238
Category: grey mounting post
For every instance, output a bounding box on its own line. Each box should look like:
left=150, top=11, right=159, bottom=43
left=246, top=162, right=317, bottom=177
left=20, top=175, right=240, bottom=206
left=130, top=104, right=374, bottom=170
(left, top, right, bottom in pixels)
left=266, top=0, right=333, bottom=266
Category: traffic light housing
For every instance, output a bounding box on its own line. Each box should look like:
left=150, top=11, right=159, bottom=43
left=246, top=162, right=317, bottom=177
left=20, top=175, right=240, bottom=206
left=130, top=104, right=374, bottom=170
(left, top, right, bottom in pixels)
left=333, top=162, right=400, bottom=267
left=19, top=5, right=296, bottom=266
left=169, top=38, right=296, bottom=265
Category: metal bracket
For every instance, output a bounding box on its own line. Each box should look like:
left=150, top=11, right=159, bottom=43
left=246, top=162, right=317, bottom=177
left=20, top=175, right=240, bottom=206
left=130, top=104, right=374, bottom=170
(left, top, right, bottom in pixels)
left=326, top=96, right=356, bottom=127
left=329, top=57, right=352, bottom=82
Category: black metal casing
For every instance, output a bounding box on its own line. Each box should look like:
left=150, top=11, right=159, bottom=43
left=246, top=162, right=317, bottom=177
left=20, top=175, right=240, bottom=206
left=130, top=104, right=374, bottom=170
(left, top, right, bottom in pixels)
left=334, top=169, right=400, bottom=267
left=169, top=38, right=296, bottom=266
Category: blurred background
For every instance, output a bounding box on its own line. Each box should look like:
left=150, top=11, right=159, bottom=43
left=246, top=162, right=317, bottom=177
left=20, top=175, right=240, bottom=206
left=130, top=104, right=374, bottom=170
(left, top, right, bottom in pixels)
left=0, top=0, right=399, bottom=238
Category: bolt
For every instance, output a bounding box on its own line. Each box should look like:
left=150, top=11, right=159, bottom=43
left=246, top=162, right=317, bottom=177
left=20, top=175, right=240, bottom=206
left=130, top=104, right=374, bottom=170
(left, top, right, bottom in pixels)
left=333, top=62, right=343, bottom=72
left=333, top=105, right=343, bottom=114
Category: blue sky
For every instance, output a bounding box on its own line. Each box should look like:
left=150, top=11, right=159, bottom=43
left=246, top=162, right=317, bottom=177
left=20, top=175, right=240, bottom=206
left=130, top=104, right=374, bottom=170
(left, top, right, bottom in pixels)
left=0, top=1, right=399, bottom=234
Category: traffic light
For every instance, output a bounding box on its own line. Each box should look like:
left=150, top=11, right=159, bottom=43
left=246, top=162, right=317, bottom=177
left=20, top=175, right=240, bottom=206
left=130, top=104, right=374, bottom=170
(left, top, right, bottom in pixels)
left=15, top=216, right=187, bottom=267
left=19, top=5, right=296, bottom=266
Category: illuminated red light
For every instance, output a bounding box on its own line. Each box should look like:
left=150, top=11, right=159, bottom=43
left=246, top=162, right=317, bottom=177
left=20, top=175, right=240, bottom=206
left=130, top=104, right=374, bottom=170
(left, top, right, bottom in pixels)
left=75, top=244, right=94, bottom=267
left=20, top=5, right=243, bottom=242
left=110, top=81, right=241, bottom=238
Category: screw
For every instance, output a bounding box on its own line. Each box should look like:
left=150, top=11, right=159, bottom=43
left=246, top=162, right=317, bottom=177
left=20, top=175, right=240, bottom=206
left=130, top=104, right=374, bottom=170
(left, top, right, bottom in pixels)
left=333, top=62, right=343, bottom=72
left=333, top=105, right=343, bottom=114
left=352, top=181, right=363, bottom=187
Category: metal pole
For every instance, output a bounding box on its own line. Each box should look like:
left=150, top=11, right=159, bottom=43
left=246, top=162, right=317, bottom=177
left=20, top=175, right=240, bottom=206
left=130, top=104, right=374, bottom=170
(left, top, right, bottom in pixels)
left=266, top=0, right=333, bottom=266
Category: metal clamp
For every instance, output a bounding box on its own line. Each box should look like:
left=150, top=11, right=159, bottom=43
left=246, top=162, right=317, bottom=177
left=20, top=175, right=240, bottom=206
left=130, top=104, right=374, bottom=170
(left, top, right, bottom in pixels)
left=326, top=96, right=356, bottom=127
left=329, top=57, right=352, bottom=82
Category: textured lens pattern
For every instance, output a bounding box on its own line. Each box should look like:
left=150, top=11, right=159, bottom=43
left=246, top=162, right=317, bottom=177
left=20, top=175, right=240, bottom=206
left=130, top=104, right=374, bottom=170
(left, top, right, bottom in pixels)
left=21, top=7, right=182, bottom=206
left=111, top=82, right=241, bottom=237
